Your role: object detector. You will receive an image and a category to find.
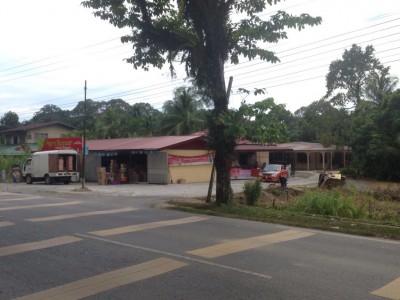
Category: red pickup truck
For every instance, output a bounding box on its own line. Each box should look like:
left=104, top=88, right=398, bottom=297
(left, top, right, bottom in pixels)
left=259, top=164, right=289, bottom=183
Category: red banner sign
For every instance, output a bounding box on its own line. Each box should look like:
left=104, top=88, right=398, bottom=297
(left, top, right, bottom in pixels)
left=40, top=138, right=83, bottom=153
left=168, top=154, right=213, bottom=166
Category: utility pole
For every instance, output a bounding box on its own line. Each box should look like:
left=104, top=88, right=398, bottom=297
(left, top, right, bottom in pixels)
left=81, top=80, right=87, bottom=189
left=206, top=76, right=233, bottom=203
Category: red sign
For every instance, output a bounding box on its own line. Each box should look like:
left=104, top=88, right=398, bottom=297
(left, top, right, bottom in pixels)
left=168, top=154, right=213, bottom=166
left=41, top=138, right=83, bottom=153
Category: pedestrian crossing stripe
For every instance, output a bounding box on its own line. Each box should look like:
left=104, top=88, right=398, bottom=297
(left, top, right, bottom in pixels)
left=25, top=207, right=138, bottom=222
left=0, top=221, right=14, bottom=228
left=370, top=277, right=400, bottom=300
left=0, top=195, right=42, bottom=202
left=89, top=216, right=208, bottom=236
left=0, top=201, right=82, bottom=211
left=15, top=258, right=187, bottom=300
left=0, top=236, right=82, bottom=257
left=187, top=229, right=315, bottom=258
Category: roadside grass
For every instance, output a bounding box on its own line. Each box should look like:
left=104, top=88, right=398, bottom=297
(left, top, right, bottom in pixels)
left=167, top=184, right=400, bottom=240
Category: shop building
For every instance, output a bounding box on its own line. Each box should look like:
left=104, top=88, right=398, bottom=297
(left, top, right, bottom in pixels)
left=85, top=133, right=213, bottom=184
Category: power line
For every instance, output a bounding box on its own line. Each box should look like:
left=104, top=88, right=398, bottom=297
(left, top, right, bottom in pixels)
left=3, top=14, right=400, bottom=119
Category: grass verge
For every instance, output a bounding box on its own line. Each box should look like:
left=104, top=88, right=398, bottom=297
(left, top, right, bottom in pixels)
left=166, top=186, right=400, bottom=240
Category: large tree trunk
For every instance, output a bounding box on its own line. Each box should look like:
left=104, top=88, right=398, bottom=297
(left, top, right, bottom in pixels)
left=209, top=58, right=234, bottom=205
left=187, top=0, right=234, bottom=204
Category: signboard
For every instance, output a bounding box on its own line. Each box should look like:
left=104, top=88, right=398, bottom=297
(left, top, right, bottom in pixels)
left=168, top=153, right=213, bottom=166
left=40, top=138, right=83, bottom=153
left=230, top=167, right=259, bottom=179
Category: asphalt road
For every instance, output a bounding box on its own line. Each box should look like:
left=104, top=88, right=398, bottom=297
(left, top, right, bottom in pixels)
left=0, top=179, right=399, bottom=299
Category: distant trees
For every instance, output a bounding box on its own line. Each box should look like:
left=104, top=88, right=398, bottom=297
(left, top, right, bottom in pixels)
left=294, top=99, right=351, bottom=147
left=350, top=91, right=400, bottom=180
left=323, top=43, right=399, bottom=180
left=31, top=104, right=69, bottom=123
left=325, top=44, right=384, bottom=107
left=0, top=111, right=20, bottom=131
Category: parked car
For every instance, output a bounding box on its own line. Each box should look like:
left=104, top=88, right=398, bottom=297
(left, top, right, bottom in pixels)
left=259, top=164, right=289, bottom=183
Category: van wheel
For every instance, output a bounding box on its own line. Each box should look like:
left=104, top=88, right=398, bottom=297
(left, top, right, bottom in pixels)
left=26, top=175, right=33, bottom=184
left=44, top=175, right=52, bottom=185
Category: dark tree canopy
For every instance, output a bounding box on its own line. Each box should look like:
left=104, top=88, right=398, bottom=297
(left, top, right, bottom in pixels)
left=325, top=44, right=383, bottom=107
left=0, top=111, right=20, bottom=131
left=31, top=104, right=69, bottom=123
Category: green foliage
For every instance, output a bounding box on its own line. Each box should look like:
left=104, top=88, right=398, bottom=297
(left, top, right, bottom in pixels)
left=161, top=87, right=206, bottom=135
left=0, top=111, right=20, bottom=131
left=243, top=180, right=262, bottom=206
left=0, top=155, right=29, bottom=182
left=31, top=104, right=69, bottom=123
left=289, top=189, right=365, bottom=219
left=363, top=67, right=399, bottom=105
left=350, top=91, right=400, bottom=181
left=325, top=44, right=383, bottom=107
left=294, top=99, right=351, bottom=146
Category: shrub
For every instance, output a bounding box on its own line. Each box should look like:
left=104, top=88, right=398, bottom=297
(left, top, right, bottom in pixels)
left=243, top=180, right=262, bottom=206
left=289, top=188, right=365, bottom=219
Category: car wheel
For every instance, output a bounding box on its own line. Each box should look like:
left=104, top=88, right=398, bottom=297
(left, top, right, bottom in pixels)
left=26, top=175, right=33, bottom=184
left=44, top=175, right=52, bottom=185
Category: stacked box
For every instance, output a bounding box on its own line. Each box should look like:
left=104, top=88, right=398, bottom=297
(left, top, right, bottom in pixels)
left=97, top=167, right=107, bottom=185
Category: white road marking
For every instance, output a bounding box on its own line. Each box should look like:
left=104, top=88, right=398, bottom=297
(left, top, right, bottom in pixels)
left=16, top=258, right=187, bottom=300
left=25, top=207, right=138, bottom=222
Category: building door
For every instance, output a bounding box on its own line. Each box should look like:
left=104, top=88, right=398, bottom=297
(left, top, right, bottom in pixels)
left=147, top=152, right=169, bottom=184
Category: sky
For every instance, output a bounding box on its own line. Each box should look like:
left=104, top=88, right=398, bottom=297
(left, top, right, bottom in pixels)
left=0, top=0, right=399, bottom=121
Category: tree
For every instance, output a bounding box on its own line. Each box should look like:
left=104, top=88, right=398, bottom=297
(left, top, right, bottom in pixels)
left=0, top=111, right=20, bottom=131
left=238, top=98, right=291, bottom=144
left=325, top=44, right=383, bottom=107
left=31, top=104, right=70, bottom=123
left=350, top=91, right=400, bottom=180
left=82, top=0, right=321, bottom=204
left=162, top=86, right=205, bottom=135
left=363, top=67, right=399, bottom=105
left=130, top=102, right=162, bottom=136
left=294, top=99, right=351, bottom=147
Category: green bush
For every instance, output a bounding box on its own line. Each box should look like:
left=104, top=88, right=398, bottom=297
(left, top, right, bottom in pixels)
left=289, top=189, right=365, bottom=219
left=0, top=155, right=29, bottom=182
left=243, top=180, right=262, bottom=206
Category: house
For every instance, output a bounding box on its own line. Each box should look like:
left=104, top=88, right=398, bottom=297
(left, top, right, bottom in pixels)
left=0, top=121, right=75, bottom=155
left=232, top=140, right=351, bottom=176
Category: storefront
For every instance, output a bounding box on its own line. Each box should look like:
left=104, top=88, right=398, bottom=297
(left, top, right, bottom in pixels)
left=85, top=134, right=213, bottom=184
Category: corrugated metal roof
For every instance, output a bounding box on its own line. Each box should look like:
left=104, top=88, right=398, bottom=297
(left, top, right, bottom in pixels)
left=234, top=144, right=292, bottom=152
left=269, top=142, right=342, bottom=151
left=86, top=134, right=206, bottom=151
left=0, top=121, right=74, bottom=133
left=0, top=144, right=38, bottom=155
left=235, top=141, right=349, bottom=152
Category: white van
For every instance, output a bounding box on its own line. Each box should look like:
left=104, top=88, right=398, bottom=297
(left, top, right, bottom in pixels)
left=22, top=150, right=79, bottom=184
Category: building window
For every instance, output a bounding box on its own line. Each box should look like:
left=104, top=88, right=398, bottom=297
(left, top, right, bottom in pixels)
left=13, top=136, right=18, bottom=144
left=33, top=133, right=48, bottom=142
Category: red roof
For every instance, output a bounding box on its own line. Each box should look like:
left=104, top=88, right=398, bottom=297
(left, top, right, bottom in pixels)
left=0, top=121, right=74, bottom=133
left=86, top=134, right=207, bottom=151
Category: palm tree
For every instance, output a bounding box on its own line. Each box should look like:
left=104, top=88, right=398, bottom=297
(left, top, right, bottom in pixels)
left=162, top=87, right=205, bottom=135
left=363, top=67, right=399, bottom=105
